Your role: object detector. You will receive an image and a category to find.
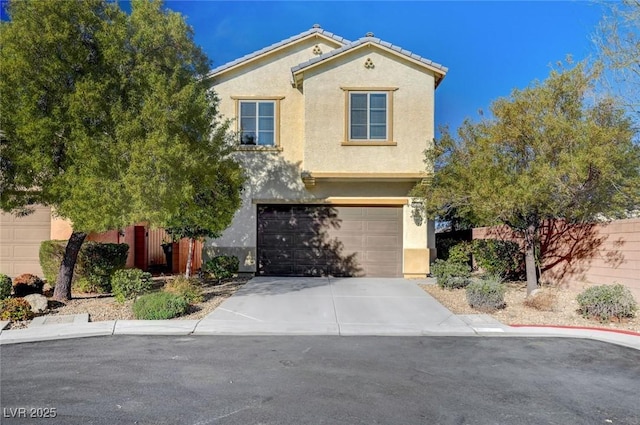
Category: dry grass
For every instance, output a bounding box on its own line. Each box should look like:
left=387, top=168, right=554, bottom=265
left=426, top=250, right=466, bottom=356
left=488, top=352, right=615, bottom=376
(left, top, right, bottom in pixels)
left=421, top=281, right=640, bottom=333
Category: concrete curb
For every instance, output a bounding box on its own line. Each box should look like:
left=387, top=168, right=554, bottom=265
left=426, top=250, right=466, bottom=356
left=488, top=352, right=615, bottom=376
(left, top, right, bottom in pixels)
left=1, top=318, right=638, bottom=350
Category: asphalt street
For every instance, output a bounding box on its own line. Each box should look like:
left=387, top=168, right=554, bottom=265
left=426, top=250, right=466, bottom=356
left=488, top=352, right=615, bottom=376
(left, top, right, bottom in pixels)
left=1, top=336, right=639, bottom=425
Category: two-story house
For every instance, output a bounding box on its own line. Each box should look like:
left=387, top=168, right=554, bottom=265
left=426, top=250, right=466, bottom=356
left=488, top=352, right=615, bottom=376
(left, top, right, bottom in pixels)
left=203, top=25, right=447, bottom=278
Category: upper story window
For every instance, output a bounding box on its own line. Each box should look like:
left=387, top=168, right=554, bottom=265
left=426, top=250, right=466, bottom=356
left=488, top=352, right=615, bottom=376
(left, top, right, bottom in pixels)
left=350, top=92, right=387, bottom=140
left=240, top=100, right=275, bottom=146
left=342, top=88, right=397, bottom=145
left=232, top=96, right=284, bottom=148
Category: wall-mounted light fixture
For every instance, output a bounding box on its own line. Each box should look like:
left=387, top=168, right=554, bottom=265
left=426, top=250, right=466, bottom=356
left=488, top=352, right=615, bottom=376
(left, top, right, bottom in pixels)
left=410, top=199, right=425, bottom=226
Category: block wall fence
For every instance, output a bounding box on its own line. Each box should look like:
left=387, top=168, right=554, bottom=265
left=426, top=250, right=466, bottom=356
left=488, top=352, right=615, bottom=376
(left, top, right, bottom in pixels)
left=472, top=218, right=640, bottom=301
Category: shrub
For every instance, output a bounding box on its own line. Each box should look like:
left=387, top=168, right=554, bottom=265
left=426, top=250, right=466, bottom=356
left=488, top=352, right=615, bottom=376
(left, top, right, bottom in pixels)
left=0, top=274, right=12, bottom=300
left=466, top=276, right=506, bottom=312
left=431, top=259, right=472, bottom=289
left=576, top=284, right=638, bottom=322
left=163, top=276, right=203, bottom=304
left=448, top=242, right=473, bottom=265
left=12, top=273, right=44, bottom=297
left=39, top=240, right=68, bottom=285
left=203, top=255, right=239, bottom=281
left=472, top=239, right=524, bottom=279
left=111, top=268, right=153, bottom=303
left=0, top=298, right=34, bottom=321
left=76, top=242, right=129, bottom=293
left=39, top=240, right=129, bottom=292
left=132, top=292, right=189, bottom=320
left=523, top=290, right=557, bottom=312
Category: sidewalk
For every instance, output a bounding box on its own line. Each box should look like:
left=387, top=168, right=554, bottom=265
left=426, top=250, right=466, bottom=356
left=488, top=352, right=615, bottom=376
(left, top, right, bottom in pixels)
left=1, top=277, right=639, bottom=350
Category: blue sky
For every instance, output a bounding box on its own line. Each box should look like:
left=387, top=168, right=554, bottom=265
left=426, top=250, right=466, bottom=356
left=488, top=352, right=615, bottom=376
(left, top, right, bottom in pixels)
left=1, top=1, right=607, bottom=134
left=160, top=1, right=606, bottom=134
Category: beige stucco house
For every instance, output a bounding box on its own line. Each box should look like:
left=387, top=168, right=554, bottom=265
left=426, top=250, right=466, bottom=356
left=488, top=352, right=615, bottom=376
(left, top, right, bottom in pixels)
left=203, top=25, right=448, bottom=278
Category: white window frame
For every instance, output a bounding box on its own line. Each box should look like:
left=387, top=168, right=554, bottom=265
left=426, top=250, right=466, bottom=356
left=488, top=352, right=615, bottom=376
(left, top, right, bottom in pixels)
left=232, top=96, right=284, bottom=148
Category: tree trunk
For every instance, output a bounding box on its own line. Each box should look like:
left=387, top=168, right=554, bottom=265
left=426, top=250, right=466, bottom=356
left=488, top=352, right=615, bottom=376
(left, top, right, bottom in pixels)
left=185, top=237, right=194, bottom=278
left=524, top=224, right=538, bottom=295
left=52, top=231, right=87, bottom=302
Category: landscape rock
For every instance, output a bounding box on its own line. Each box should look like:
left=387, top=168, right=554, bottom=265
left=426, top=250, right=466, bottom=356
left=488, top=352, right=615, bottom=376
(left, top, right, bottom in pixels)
left=23, top=294, right=49, bottom=314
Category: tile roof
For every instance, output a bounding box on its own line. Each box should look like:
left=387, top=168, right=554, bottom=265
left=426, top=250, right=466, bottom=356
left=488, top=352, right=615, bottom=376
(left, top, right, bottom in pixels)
left=206, top=26, right=448, bottom=87
left=206, top=26, right=350, bottom=78
left=291, top=36, right=448, bottom=76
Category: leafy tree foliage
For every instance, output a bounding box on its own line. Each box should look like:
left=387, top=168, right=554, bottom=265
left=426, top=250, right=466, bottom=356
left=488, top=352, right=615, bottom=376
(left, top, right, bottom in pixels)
left=595, top=0, right=640, bottom=123
left=414, top=63, right=640, bottom=294
left=0, top=0, right=243, bottom=300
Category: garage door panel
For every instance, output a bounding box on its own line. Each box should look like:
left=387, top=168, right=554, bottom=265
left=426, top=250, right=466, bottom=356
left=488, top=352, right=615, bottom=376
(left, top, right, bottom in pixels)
left=330, top=220, right=364, bottom=233
left=334, top=236, right=366, bottom=250
left=363, top=207, right=401, bottom=218
left=366, top=235, right=401, bottom=247
left=1, top=228, right=12, bottom=240
left=260, top=234, right=294, bottom=247
left=258, top=205, right=402, bottom=277
left=260, top=247, right=295, bottom=260
left=366, top=250, right=401, bottom=263
left=334, top=208, right=365, bottom=218
left=12, top=245, right=40, bottom=258
left=366, top=220, right=401, bottom=233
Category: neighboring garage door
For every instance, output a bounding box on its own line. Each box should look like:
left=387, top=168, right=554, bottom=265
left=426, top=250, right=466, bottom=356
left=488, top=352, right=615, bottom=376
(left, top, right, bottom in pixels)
left=0, top=205, right=51, bottom=277
left=257, top=205, right=402, bottom=277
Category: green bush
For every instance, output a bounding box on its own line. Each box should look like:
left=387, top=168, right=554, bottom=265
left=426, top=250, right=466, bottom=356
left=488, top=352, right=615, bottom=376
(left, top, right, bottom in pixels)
left=448, top=242, right=473, bottom=265
left=472, top=239, right=524, bottom=279
left=77, top=242, right=129, bottom=293
left=132, top=292, right=189, bottom=320
left=163, top=276, right=203, bottom=304
left=466, top=276, right=506, bottom=312
left=39, top=240, right=68, bottom=285
left=111, top=268, right=152, bottom=303
left=203, top=255, right=239, bottom=281
left=0, top=298, right=34, bottom=321
left=431, top=258, right=472, bottom=289
left=0, top=274, right=12, bottom=300
left=39, top=240, right=129, bottom=292
left=576, top=284, right=638, bottom=322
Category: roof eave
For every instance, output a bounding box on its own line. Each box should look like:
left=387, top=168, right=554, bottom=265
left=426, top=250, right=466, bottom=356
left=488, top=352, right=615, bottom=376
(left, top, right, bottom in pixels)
left=207, top=32, right=347, bottom=80
left=291, top=41, right=447, bottom=88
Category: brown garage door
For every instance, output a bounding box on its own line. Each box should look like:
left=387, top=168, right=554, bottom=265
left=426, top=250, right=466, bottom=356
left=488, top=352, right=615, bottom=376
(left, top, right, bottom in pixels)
left=257, top=205, right=402, bottom=277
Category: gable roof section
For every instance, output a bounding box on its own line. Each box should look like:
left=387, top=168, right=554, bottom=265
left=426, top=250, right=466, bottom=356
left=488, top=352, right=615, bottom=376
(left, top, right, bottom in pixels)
left=206, top=26, right=350, bottom=79
left=291, top=35, right=448, bottom=88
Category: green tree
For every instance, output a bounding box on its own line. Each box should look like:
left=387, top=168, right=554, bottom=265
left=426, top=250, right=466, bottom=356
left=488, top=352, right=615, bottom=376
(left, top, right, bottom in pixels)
left=595, top=0, right=640, bottom=122
left=0, top=0, right=243, bottom=301
left=414, top=63, right=640, bottom=294
left=164, top=157, right=244, bottom=278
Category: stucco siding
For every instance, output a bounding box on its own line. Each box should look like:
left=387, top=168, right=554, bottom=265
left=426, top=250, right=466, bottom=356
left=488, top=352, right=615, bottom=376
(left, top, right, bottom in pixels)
left=212, top=38, right=340, bottom=166
left=302, top=47, right=435, bottom=173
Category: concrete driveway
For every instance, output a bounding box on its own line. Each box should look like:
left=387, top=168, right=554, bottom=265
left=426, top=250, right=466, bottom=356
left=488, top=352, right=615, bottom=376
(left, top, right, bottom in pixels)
left=198, top=277, right=474, bottom=335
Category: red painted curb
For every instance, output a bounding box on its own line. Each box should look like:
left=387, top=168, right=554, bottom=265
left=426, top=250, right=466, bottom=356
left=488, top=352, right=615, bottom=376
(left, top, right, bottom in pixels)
left=509, top=324, right=640, bottom=337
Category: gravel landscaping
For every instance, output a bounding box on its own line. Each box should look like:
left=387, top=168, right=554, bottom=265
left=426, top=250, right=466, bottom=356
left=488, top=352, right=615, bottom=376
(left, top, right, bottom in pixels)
left=5, top=276, right=249, bottom=330
left=421, top=281, right=640, bottom=333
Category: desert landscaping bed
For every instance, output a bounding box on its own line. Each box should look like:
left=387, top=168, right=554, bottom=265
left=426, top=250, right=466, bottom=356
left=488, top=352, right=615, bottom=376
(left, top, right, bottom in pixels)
left=421, top=281, right=640, bottom=333
left=5, top=276, right=249, bottom=330
left=5, top=278, right=639, bottom=334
